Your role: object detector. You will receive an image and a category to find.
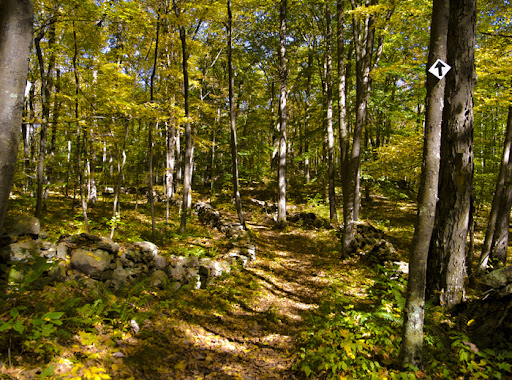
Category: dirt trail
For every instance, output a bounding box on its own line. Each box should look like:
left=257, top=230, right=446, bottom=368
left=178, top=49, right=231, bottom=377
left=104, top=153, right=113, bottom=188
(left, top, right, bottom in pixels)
left=122, top=215, right=340, bottom=379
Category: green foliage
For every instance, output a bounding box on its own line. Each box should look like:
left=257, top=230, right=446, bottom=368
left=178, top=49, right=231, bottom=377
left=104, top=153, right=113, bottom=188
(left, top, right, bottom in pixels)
left=295, top=264, right=512, bottom=379
left=0, top=306, right=65, bottom=359
left=295, top=266, right=407, bottom=379
left=7, top=256, right=53, bottom=290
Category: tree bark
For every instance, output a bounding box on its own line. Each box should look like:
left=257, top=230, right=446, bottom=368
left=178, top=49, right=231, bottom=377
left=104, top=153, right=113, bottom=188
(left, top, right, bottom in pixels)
left=400, top=0, right=449, bottom=368
left=276, top=0, right=288, bottom=229
left=304, top=51, right=313, bottom=183
left=71, top=21, right=89, bottom=232
left=165, top=120, right=176, bottom=222
left=0, top=0, right=33, bottom=234
left=228, top=0, right=246, bottom=229
left=337, top=0, right=348, bottom=218
left=342, top=1, right=392, bottom=256
left=34, top=19, right=57, bottom=217
left=479, top=105, right=512, bottom=270
left=342, top=0, right=375, bottom=255
left=148, top=9, right=160, bottom=242
left=176, top=15, right=193, bottom=233
left=325, top=3, right=337, bottom=225
left=427, top=0, right=477, bottom=309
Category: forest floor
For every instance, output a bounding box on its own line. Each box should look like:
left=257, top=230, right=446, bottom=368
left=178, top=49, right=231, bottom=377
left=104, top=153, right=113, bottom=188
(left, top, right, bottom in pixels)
left=0, top=187, right=420, bottom=379
left=121, top=215, right=339, bottom=379
left=103, top=193, right=414, bottom=379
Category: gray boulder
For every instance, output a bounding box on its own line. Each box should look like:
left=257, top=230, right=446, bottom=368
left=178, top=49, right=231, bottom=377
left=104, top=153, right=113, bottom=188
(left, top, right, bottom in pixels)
left=482, top=266, right=512, bottom=289
left=149, top=270, right=168, bottom=288
left=48, top=262, right=67, bottom=282
left=7, top=240, right=40, bottom=261
left=11, top=216, right=40, bottom=237
left=199, top=258, right=231, bottom=278
left=135, top=241, right=159, bottom=259
left=111, top=260, right=128, bottom=287
left=168, top=264, right=186, bottom=281
left=153, top=255, right=167, bottom=270
left=71, top=248, right=112, bottom=278
left=97, top=237, right=120, bottom=254
left=56, top=243, right=69, bottom=260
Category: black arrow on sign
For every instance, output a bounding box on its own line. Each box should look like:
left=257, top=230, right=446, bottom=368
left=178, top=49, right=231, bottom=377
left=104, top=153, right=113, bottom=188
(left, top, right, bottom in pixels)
left=435, top=61, right=446, bottom=77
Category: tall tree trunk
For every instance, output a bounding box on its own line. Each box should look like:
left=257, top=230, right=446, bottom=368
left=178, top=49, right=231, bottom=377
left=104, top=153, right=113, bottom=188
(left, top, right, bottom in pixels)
left=0, top=0, right=33, bottom=234
left=342, top=0, right=392, bottom=256
left=325, top=4, right=337, bottom=224
left=304, top=51, right=313, bottom=183
left=426, top=0, right=477, bottom=309
left=34, top=10, right=58, bottom=217
left=276, top=0, right=288, bottom=229
left=45, top=69, right=61, bottom=203
left=400, top=0, right=449, bottom=368
left=342, top=1, right=375, bottom=256
left=479, top=105, right=512, bottom=271
left=227, top=0, right=246, bottom=229
left=175, top=7, right=193, bottom=233
left=337, top=0, right=348, bottom=217
left=72, top=21, right=89, bottom=232
left=148, top=9, right=161, bottom=242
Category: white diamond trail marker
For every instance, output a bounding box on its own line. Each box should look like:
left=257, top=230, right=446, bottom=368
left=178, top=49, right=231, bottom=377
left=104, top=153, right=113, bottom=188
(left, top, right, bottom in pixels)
left=428, top=59, right=451, bottom=80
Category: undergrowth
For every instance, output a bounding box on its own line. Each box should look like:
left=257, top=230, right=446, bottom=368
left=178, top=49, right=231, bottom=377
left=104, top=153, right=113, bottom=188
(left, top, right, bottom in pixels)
left=294, top=264, right=512, bottom=379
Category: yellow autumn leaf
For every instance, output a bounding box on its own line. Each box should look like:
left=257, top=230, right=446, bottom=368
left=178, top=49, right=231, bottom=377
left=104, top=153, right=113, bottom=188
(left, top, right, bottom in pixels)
left=174, top=360, right=186, bottom=371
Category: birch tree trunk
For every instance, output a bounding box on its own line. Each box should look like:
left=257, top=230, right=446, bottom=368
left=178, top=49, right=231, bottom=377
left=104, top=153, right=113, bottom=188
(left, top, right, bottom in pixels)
left=400, top=0, right=449, bottom=368
left=0, top=0, right=33, bottom=234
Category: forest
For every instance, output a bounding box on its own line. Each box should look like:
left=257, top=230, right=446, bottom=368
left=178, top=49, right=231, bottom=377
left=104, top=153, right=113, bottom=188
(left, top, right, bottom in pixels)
left=0, top=0, right=511, bottom=378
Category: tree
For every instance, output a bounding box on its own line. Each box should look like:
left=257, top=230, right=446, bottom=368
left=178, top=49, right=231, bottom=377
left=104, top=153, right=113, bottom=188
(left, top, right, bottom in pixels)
left=324, top=2, right=337, bottom=225
left=400, top=0, right=449, bottom=368
left=426, top=0, right=477, bottom=308
left=227, top=0, right=246, bottom=229
left=479, top=105, right=512, bottom=270
left=337, top=0, right=348, bottom=211
left=0, top=0, right=34, bottom=234
left=174, top=0, right=194, bottom=233
left=276, top=0, right=288, bottom=229
left=33, top=3, right=59, bottom=217
left=341, top=0, right=393, bottom=256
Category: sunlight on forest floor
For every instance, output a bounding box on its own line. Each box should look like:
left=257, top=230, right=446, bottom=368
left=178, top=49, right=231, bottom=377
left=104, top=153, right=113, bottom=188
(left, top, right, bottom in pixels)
left=1, top=185, right=511, bottom=379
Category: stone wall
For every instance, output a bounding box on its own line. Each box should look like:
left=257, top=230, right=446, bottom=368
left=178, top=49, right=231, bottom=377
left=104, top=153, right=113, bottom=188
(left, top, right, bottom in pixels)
left=1, top=207, right=256, bottom=292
